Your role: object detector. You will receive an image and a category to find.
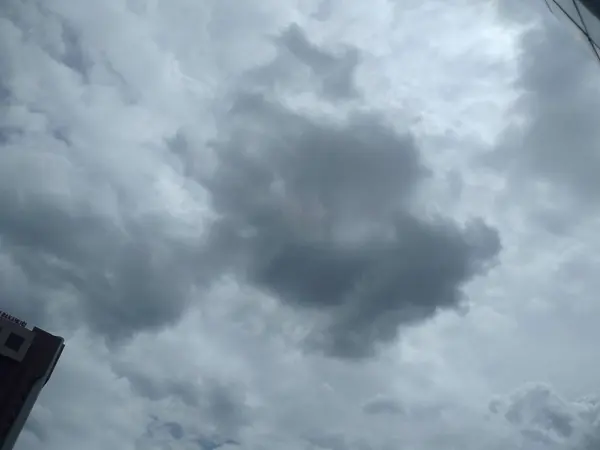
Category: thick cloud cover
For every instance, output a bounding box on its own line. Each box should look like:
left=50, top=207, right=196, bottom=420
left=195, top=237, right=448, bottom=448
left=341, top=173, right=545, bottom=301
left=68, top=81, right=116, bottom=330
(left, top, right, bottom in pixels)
left=1, top=0, right=600, bottom=449
left=203, top=89, right=500, bottom=358
left=0, top=0, right=501, bottom=358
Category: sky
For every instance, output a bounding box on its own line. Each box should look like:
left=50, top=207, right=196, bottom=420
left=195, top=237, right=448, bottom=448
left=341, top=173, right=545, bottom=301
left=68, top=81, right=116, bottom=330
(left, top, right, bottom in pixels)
left=2, top=0, right=600, bottom=449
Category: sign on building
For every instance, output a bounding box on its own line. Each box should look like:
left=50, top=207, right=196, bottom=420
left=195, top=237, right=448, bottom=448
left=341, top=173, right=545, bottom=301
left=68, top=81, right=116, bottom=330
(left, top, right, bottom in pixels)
left=0, top=310, right=27, bottom=328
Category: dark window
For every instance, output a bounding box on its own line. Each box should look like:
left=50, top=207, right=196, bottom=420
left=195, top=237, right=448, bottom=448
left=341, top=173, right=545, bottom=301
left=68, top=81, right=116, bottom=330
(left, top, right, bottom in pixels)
left=5, top=333, right=25, bottom=352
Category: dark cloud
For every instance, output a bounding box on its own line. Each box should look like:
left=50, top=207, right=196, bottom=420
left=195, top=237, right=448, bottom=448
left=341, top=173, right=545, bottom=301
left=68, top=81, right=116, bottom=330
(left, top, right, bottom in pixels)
left=202, top=89, right=500, bottom=358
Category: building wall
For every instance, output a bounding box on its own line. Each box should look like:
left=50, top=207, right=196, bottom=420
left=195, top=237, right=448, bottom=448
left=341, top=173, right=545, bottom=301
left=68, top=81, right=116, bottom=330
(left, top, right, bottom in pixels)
left=0, top=320, right=34, bottom=363
left=0, top=319, right=64, bottom=450
left=0, top=375, right=47, bottom=450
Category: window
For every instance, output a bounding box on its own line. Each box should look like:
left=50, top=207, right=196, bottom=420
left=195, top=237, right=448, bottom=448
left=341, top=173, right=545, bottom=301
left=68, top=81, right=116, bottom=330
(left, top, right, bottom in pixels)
left=5, top=332, right=25, bottom=352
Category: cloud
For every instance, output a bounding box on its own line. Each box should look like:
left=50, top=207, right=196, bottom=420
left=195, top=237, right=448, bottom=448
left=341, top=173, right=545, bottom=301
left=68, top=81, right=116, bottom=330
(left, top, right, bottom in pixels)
left=259, top=23, right=360, bottom=99
left=202, top=85, right=501, bottom=358
left=490, top=1, right=600, bottom=222
left=111, top=343, right=252, bottom=439
left=489, top=383, right=600, bottom=449
left=140, top=416, right=241, bottom=450
left=0, top=0, right=219, bottom=343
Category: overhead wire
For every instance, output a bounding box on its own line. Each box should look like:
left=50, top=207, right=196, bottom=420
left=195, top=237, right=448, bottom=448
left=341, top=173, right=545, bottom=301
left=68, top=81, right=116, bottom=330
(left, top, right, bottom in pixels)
left=546, top=0, right=600, bottom=64
left=571, top=0, right=600, bottom=63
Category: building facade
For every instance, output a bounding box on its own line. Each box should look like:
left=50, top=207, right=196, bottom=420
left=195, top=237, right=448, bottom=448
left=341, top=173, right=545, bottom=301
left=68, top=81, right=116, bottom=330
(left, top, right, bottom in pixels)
left=0, top=312, right=64, bottom=450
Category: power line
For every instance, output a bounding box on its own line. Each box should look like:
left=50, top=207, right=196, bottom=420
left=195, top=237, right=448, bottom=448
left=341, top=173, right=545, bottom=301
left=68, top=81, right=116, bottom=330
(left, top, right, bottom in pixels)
left=546, top=0, right=600, bottom=64
left=571, top=0, right=600, bottom=63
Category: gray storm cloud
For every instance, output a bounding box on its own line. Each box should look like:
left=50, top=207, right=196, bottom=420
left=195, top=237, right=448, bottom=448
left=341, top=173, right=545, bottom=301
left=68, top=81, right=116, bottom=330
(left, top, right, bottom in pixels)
left=200, top=49, right=501, bottom=357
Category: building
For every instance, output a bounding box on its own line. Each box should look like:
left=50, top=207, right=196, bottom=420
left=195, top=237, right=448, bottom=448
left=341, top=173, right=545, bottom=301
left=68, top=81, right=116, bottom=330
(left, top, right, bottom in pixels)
left=544, top=0, right=600, bottom=60
left=0, top=311, right=64, bottom=450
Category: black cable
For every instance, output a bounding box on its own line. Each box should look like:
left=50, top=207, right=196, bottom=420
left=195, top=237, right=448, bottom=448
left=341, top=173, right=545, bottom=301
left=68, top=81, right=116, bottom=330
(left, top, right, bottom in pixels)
left=571, top=0, right=600, bottom=64
left=547, top=0, right=600, bottom=62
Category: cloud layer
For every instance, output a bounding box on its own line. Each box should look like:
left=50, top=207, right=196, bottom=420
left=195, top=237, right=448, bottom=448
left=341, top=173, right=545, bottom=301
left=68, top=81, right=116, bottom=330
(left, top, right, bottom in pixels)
left=203, top=86, right=500, bottom=358
left=1, top=0, right=600, bottom=449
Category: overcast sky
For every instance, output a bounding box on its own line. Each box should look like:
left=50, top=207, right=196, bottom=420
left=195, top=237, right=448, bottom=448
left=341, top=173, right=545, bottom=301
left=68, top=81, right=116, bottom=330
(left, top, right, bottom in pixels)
left=2, top=0, right=600, bottom=449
